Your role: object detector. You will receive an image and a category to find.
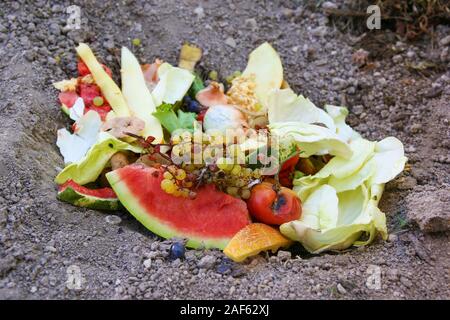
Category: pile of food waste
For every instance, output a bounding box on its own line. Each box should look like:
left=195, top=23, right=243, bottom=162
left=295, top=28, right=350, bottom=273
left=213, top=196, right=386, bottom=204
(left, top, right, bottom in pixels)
left=52, top=41, right=406, bottom=262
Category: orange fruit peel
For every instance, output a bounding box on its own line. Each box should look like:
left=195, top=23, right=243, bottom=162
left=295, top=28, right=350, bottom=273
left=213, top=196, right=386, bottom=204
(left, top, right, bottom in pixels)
left=223, top=223, right=293, bottom=262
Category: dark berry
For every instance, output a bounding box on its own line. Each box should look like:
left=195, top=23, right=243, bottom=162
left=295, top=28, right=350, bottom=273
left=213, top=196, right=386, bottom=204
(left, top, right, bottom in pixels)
left=188, top=100, right=202, bottom=113
left=169, top=242, right=185, bottom=260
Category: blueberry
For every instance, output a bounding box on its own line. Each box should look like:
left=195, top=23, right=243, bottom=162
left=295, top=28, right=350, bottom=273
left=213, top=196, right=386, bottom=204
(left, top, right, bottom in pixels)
left=169, top=242, right=185, bottom=260
left=187, top=100, right=202, bottom=113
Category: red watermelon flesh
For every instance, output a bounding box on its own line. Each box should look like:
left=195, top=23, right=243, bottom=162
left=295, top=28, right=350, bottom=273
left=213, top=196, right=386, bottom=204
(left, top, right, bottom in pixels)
left=106, top=164, right=252, bottom=249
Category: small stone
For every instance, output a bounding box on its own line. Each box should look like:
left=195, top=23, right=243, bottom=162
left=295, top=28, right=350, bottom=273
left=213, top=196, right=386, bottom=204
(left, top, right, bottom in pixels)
left=277, top=250, right=291, bottom=261
left=332, top=77, right=348, bottom=90
left=396, top=176, right=417, bottom=190
left=392, top=54, right=403, bottom=64
left=198, top=255, right=216, bottom=269
left=322, top=1, right=338, bottom=10
left=245, top=18, right=257, bottom=31
left=352, top=48, right=369, bottom=67
left=410, top=123, right=422, bottom=133
left=281, top=8, right=294, bottom=19
left=194, top=6, right=205, bottom=19
left=352, top=105, right=364, bottom=115
left=311, top=26, right=327, bottom=37
left=439, top=35, right=450, bottom=47
left=103, top=39, right=115, bottom=50
left=225, top=37, right=237, bottom=48
left=30, top=286, right=37, bottom=293
left=143, top=259, right=152, bottom=269
left=336, top=283, right=347, bottom=294
left=400, top=276, right=412, bottom=288
left=406, top=50, right=416, bottom=59
left=440, top=47, right=449, bottom=62
left=105, top=215, right=122, bottom=225
left=49, top=23, right=61, bottom=36
left=45, top=245, right=57, bottom=253
left=388, top=234, right=398, bottom=242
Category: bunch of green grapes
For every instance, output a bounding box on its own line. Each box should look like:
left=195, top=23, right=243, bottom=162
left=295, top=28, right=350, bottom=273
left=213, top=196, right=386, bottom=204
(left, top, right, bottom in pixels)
left=161, top=130, right=263, bottom=199
left=160, top=165, right=196, bottom=198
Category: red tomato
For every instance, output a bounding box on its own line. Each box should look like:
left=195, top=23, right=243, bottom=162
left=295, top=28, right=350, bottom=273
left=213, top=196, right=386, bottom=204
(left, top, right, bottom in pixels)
left=77, top=61, right=91, bottom=76
left=77, top=61, right=112, bottom=78
left=247, top=182, right=301, bottom=225
left=58, top=91, right=79, bottom=108
left=278, top=154, right=300, bottom=188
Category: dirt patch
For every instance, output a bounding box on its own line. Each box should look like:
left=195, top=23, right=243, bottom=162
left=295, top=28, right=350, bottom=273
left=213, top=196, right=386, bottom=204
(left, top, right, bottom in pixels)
left=0, top=0, right=449, bottom=299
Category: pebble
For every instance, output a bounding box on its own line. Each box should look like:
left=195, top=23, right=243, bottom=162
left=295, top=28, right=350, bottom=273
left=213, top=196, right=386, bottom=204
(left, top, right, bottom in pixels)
left=332, top=77, right=348, bottom=90
left=396, top=176, right=417, bottom=190
left=336, top=283, right=347, bottom=294
left=387, top=234, right=398, bottom=242
left=105, top=215, right=122, bottom=225
left=198, top=255, right=216, bottom=269
left=194, top=6, right=205, bottom=19
left=49, top=23, right=61, bottom=36
left=245, top=18, right=257, bottom=31
left=277, top=250, right=291, bottom=261
left=392, top=54, right=403, bottom=64
left=439, top=35, right=450, bottom=47
left=143, top=259, right=152, bottom=269
left=311, top=26, right=327, bottom=37
left=281, top=7, right=294, bottom=19
left=322, top=1, right=338, bottom=10
left=352, top=105, right=364, bottom=115
left=406, top=50, right=415, bottom=59
left=44, top=245, right=57, bottom=253
left=225, top=37, right=237, bottom=48
left=410, top=123, right=422, bottom=133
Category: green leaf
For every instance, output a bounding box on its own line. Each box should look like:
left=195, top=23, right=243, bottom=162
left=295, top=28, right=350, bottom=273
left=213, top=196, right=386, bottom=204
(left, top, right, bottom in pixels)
left=280, top=136, right=406, bottom=254
left=152, top=103, right=197, bottom=134
left=55, top=132, right=142, bottom=185
left=188, top=73, right=205, bottom=98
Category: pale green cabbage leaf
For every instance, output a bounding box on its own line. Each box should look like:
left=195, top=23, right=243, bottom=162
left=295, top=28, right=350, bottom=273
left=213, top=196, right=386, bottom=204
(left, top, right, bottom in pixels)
left=280, top=136, right=406, bottom=253
left=269, top=121, right=352, bottom=159
left=151, top=62, right=195, bottom=106
left=268, top=88, right=336, bottom=131
left=55, top=132, right=142, bottom=185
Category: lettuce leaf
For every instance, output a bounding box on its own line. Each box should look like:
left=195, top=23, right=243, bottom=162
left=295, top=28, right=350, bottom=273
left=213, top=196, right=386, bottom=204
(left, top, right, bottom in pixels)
left=269, top=122, right=352, bottom=159
left=280, top=137, right=406, bottom=253
left=55, top=132, right=142, bottom=185
left=152, top=103, right=197, bottom=134
left=268, top=89, right=336, bottom=131
left=325, top=105, right=360, bottom=143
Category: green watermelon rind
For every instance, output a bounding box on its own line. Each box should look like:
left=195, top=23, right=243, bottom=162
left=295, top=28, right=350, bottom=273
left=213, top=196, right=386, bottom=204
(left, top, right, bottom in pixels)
left=106, top=170, right=231, bottom=250
left=61, top=103, right=70, bottom=116
left=57, top=185, right=120, bottom=211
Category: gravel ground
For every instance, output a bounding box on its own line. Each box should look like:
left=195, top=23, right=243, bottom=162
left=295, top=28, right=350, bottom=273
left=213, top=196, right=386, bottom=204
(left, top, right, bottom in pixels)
left=0, top=0, right=449, bottom=299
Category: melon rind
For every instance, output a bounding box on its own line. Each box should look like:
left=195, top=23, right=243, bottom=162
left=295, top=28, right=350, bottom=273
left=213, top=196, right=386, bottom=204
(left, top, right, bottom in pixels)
left=57, top=185, right=120, bottom=211
left=106, top=170, right=231, bottom=249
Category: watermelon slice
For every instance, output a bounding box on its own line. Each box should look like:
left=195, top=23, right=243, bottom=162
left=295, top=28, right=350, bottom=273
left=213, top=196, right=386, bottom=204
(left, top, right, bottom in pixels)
left=57, top=180, right=120, bottom=211
left=106, top=164, right=252, bottom=249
